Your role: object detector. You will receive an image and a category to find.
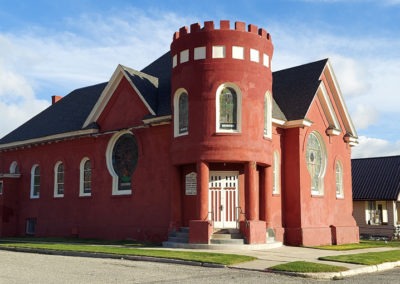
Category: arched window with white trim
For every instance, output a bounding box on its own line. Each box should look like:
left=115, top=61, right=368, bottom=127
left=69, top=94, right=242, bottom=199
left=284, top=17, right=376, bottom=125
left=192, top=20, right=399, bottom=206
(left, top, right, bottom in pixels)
left=273, top=151, right=280, bottom=194
left=30, top=165, right=40, bottom=199
left=305, top=131, right=327, bottom=195
left=173, top=89, right=189, bottom=137
left=216, top=83, right=242, bottom=133
left=264, top=91, right=272, bottom=138
left=54, top=161, right=64, bottom=198
left=335, top=160, right=344, bottom=198
left=106, top=131, right=138, bottom=195
left=80, top=157, right=92, bottom=197
left=9, top=161, right=20, bottom=174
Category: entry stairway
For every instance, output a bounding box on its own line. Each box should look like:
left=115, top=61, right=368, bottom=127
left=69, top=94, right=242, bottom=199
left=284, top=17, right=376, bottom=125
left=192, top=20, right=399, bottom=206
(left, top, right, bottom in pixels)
left=162, top=227, right=282, bottom=250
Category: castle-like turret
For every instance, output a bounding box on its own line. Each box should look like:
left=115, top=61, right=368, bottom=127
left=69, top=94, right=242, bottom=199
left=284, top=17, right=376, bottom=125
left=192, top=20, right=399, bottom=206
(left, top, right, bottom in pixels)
left=170, top=20, right=274, bottom=165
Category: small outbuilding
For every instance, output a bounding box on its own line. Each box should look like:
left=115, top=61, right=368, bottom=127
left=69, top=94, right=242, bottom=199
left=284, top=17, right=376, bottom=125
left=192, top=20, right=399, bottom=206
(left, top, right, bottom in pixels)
left=352, top=155, right=400, bottom=239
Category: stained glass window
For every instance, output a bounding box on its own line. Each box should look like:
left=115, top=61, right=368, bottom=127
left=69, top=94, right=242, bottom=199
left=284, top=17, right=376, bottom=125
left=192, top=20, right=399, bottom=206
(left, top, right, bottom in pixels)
left=178, top=92, right=188, bottom=134
left=83, top=160, right=91, bottom=194
left=219, top=87, right=237, bottom=130
left=112, top=134, right=138, bottom=191
left=306, top=132, right=326, bottom=194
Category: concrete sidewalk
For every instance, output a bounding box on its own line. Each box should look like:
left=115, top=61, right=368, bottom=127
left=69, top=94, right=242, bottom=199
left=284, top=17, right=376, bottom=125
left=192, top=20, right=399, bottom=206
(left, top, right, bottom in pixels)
left=155, top=245, right=400, bottom=279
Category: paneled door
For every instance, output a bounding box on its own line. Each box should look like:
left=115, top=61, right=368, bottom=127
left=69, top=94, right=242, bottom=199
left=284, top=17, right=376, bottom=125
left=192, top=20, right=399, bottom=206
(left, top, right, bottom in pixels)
left=209, top=171, right=239, bottom=228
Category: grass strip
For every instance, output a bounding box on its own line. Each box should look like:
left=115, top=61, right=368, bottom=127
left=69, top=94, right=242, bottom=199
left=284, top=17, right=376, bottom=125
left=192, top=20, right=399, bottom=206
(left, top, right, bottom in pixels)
left=319, top=250, right=400, bottom=265
left=316, top=240, right=400, bottom=251
left=269, top=261, right=348, bottom=273
left=0, top=242, right=255, bottom=265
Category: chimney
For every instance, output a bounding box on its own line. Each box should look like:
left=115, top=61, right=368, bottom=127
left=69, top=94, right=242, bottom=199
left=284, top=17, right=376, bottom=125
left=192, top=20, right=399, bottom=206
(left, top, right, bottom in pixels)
left=51, top=95, right=63, bottom=104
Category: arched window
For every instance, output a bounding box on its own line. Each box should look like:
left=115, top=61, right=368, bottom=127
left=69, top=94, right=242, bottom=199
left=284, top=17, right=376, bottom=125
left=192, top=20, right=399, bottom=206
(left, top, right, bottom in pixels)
left=30, top=165, right=40, bottom=199
left=264, top=91, right=272, bottom=138
left=173, top=89, right=189, bottom=137
left=9, top=161, right=20, bottom=174
left=106, top=131, right=138, bottom=195
left=80, top=158, right=92, bottom=197
left=273, top=151, right=280, bottom=194
left=335, top=161, right=344, bottom=198
left=216, top=84, right=241, bottom=132
left=54, top=162, right=64, bottom=197
left=306, top=131, right=327, bottom=195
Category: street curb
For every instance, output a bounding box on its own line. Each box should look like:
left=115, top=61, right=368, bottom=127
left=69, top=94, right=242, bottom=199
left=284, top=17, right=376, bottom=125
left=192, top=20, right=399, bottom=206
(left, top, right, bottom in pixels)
left=0, top=247, right=226, bottom=269
left=266, top=260, right=400, bottom=280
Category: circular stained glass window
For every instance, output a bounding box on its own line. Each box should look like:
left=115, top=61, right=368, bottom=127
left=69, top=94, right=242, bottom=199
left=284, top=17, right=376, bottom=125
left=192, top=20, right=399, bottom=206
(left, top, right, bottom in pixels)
left=112, top=133, right=138, bottom=191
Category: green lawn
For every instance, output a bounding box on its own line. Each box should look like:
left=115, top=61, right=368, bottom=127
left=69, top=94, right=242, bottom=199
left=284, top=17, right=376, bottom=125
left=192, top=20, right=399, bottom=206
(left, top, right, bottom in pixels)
left=269, top=261, right=348, bottom=273
left=0, top=239, right=255, bottom=265
left=319, top=249, right=400, bottom=265
left=316, top=240, right=400, bottom=251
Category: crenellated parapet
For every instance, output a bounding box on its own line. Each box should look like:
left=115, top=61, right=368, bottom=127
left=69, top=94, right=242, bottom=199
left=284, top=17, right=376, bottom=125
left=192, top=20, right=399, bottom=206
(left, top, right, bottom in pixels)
left=171, top=20, right=274, bottom=70
left=173, top=20, right=272, bottom=41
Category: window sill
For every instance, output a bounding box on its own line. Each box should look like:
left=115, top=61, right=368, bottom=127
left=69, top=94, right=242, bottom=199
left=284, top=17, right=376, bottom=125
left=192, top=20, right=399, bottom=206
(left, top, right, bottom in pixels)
left=311, top=193, right=324, bottom=198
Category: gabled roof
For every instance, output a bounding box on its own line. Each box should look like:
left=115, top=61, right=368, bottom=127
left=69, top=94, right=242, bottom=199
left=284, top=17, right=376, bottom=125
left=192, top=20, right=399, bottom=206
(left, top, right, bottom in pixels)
left=272, top=59, right=328, bottom=121
left=352, top=156, right=400, bottom=200
left=0, top=82, right=106, bottom=145
left=0, top=53, right=355, bottom=148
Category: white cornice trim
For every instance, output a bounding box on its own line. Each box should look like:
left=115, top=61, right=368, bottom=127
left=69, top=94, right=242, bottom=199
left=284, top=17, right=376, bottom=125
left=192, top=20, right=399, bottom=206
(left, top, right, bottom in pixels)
left=0, top=173, right=21, bottom=179
left=284, top=119, right=313, bottom=128
left=273, top=118, right=313, bottom=129
left=317, top=82, right=342, bottom=134
left=272, top=118, right=286, bottom=126
left=325, top=61, right=358, bottom=138
left=142, top=115, right=172, bottom=125
left=0, top=129, right=98, bottom=151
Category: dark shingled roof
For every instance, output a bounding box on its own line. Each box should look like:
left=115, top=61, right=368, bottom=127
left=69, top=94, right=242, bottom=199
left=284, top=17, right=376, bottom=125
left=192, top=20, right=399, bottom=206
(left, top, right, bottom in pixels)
left=141, top=52, right=172, bottom=117
left=122, top=65, right=159, bottom=113
left=352, top=156, right=400, bottom=200
left=0, top=53, right=329, bottom=146
left=0, top=82, right=107, bottom=144
left=272, top=58, right=328, bottom=121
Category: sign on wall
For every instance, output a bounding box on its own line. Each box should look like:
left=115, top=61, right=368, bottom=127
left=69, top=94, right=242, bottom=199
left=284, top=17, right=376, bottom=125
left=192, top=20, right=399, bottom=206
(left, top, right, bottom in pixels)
left=185, top=172, right=197, bottom=195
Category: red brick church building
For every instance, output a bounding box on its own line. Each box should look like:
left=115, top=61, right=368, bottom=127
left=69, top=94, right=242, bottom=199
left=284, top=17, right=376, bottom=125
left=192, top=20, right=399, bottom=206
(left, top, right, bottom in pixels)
left=0, top=21, right=359, bottom=246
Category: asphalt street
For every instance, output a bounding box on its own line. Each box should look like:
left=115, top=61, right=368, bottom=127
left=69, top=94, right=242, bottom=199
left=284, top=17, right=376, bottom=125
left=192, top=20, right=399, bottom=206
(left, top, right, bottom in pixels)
left=0, top=250, right=399, bottom=283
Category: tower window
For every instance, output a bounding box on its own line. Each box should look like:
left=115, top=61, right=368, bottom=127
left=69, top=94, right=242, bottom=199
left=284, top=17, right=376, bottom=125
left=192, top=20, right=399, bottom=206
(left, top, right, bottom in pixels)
left=173, top=89, right=189, bottom=137
left=216, top=84, right=242, bottom=133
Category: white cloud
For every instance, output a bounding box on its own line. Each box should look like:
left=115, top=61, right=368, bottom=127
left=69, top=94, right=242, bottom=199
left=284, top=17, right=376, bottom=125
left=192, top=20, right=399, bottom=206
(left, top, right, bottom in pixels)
left=0, top=9, right=193, bottom=138
left=351, top=105, right=379, bottom=130
left=352, top=136, right=400, bottom=158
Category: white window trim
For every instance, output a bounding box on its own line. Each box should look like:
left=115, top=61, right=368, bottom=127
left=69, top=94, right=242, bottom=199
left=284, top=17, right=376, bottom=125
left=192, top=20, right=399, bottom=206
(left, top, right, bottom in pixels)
left=215, top=83, right=242, bottom=133
left=106, top=130, right=133, bottom=196
left=335, top=160, right=344, bottom=198
left=306, top=131, right=327, bottom=196
left=30, top=164, right=40, bottom=199
left=173, top=88, right=189, bottom=137
left=79, top=157, right=92, bottom=197
left=54, top=161, right=64, bottom=198
left=264, top=91, right=272, bottom=139
left=9, top=161, right=19, bottom=174
left=272, top=151, right=280, bottom=194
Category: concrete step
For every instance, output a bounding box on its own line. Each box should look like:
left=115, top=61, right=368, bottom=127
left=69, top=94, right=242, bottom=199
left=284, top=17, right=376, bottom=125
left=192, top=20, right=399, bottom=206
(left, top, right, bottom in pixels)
left=175, top=232, right=189, bottom=238
left=212, top=233, right=243, bottom=239
left=210, top=238, right=245, bottom=245
left=168, top=236, right=189, bottom=243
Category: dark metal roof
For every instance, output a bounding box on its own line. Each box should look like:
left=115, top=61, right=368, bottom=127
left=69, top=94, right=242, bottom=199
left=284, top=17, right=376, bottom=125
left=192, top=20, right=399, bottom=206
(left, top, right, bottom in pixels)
left=272, top=58, right=328, bottom=121
left=352, top=156, right=400, bottom=200
left=0, top=83, right=107, bottom=144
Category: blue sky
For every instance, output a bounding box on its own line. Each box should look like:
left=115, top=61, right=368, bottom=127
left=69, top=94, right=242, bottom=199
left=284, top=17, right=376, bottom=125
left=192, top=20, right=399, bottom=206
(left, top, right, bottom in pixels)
left=0, top=0, right=399, bottom=158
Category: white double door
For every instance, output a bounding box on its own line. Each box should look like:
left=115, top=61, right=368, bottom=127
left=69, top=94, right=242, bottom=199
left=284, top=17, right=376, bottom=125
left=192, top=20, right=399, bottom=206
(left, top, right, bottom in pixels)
left=209, top=171, right=239, bottom=228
